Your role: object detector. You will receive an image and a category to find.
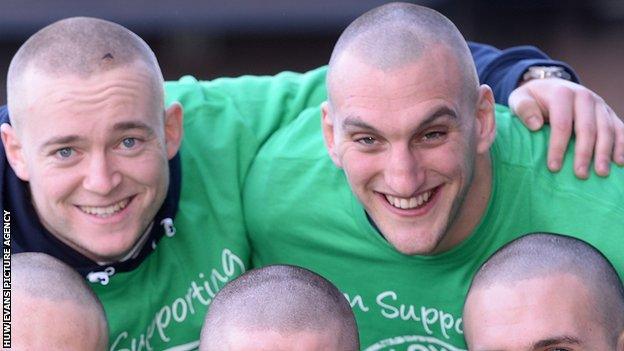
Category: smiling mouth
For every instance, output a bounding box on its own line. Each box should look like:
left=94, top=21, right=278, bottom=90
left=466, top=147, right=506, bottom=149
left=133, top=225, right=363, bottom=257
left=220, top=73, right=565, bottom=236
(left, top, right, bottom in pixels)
left=77, top=197, right=132, bottom=218
left=384, top=187, right=438, bottom=210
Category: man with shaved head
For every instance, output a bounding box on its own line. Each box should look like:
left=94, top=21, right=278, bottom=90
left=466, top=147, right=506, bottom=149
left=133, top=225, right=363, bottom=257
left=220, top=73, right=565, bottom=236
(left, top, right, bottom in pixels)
left=243, top=3, right=624, bottom=349
left=199, top=265, right=359, bottom=351
left=2, top=16, right=327, bottom=349
left=2, top=7, right=623, bottom=350
left=12, top=252, right=108, bottom=350
left=4, top=17, right=180, bottom=263
left=463, top=233, right=624, bottom=351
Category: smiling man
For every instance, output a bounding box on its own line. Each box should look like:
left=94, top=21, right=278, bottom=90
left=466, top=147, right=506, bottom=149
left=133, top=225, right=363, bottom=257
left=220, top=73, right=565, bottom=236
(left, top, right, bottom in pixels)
left=243, top=3, right=624, bottom=349
left=322, top=23, right=491, bottom=255
left=463, top=233, right=624, bottom=351
left=1, top=17, right=329, bottom=349
left=3, top=31, right=181, bottom=263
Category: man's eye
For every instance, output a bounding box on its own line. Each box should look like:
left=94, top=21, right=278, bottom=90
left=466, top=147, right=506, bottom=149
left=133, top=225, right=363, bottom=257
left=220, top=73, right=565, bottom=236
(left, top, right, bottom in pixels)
left=356, top=136, right=377, bottom=145
left=121, top=137, right=137, bottom=149
left=423, top=131, right=446, bottom=141
left=56, top=147, right=73, bottom=159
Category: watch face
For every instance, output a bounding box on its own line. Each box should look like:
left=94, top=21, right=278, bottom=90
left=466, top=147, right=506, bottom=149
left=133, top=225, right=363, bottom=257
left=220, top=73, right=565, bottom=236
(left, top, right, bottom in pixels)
left=525, top=66, right=572, bottom=81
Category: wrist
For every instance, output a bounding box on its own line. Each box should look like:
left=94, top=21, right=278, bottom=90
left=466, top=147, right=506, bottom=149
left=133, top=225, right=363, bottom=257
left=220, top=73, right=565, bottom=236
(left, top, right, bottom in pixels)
left=521, top=65, right=572, bottom=85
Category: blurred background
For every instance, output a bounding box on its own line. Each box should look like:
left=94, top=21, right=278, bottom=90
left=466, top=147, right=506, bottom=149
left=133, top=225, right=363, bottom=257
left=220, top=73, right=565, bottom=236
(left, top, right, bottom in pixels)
left=0, top=0, right=622, bottom=114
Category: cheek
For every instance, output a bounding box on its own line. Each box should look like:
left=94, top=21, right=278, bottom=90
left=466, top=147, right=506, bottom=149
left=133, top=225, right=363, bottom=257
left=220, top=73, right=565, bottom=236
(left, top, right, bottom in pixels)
left=28, top=165, right=82, bottom=205
left=120, top=151, right=169, bottom=189
left=423, top=141, right=474, bottom=177
left=340, top=151, right=383, bottom=189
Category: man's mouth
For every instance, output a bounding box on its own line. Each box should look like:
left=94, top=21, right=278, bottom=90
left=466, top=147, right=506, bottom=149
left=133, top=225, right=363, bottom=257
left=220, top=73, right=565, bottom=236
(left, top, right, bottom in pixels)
left=384, top=187, right=437, bottom=210
left=78, top=197, right=131, bottom=218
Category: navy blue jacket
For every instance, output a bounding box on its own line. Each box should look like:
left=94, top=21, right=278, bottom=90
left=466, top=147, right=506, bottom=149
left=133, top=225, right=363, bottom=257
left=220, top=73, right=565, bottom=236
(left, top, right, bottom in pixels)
left=469, top=43, right=577, bottom=105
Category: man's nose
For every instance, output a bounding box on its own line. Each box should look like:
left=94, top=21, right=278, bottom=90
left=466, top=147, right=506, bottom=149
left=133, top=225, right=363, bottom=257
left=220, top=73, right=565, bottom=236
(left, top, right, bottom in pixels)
left=384, top=145, right=425, bottom=196
left=82, top=152, right=122, bottom=195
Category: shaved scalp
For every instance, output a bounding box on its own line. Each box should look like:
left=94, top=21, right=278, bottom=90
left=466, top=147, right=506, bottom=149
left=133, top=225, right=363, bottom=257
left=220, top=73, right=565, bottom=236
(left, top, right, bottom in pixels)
left=7, top=16, right=164, bottom=128
left=12, top=252, right=108, bottom=349
left=200, top=264, right=359, bottom=350
left=466, top=233, right=624, bottom=344
left=327, top=2, right=478, bottom=104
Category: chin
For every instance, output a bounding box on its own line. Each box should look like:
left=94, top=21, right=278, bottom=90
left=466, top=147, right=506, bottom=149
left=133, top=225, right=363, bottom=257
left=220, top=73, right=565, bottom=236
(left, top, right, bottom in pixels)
left=394, top=243, right=438, bottom=256
left=89, top=246, right=132, bottom=263
left=84, top=231, right=141, bottom=262
left=386, top=229, right=446, bottom=255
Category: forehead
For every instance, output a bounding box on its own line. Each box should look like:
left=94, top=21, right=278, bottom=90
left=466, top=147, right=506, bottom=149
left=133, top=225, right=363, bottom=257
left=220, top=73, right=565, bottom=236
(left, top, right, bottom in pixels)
left=465, top=274, right=600, bottom=349
left=329, top=45, right=464, bottom=120
left=15, top=64, right=162, bottom=135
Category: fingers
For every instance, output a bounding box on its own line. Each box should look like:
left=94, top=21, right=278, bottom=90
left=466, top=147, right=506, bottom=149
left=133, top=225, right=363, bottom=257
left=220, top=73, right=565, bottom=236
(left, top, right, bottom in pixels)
left=593, top=103, right=614, bottom=177
left=508, top=86, right=545, bottom=130
left=613, top=110, right=624, bottom=166
left=547, top=87, right=575, bottom=173
left=571, top=90, right=597, bottom=179
left=513, top=78, right=623, bottom=177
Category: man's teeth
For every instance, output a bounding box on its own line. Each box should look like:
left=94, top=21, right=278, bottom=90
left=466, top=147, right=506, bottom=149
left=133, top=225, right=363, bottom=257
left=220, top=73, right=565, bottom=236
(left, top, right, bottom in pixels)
left=385, top=191, right=432, bottom=210
left=79, top=198, right=130, bottom=217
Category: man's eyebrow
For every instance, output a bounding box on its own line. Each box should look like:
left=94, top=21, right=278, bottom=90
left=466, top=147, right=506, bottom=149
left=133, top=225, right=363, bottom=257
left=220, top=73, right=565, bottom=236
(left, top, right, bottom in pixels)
left=40, top=135, right=83, bottom=150
left=341, top=117, right=381, bottom=134
left=341, top=106, right=457, bottom=133
left=112, top=121, right=155, bottom=135
left=532, top=335, right=582, bottom=349
left=418, top=106, right=458, bottom=126
left=475, top=336, right=582, bottom=351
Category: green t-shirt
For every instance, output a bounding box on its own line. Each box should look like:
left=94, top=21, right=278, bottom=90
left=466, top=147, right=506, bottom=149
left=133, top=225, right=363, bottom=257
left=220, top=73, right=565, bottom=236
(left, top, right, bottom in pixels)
left=243, top=104, right=624, bottom=350
left=90, top=68, right=328, bottom=351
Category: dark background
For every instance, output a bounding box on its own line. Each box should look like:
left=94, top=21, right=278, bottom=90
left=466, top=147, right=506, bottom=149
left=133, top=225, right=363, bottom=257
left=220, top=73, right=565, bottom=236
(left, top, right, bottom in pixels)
left=1, top=0, right=622, bottom=114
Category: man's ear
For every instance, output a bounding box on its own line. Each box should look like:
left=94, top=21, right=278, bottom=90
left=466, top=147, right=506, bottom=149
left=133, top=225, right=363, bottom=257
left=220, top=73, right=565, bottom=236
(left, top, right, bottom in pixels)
left=321, top=101, right=342, bottom=168
left=164, top=102, right=184, bottom=160
left=474, top=84, right=496, bottom=154
left=1, top=123, right=30, bottom=181
left=617, top=329, right=624, bottom=351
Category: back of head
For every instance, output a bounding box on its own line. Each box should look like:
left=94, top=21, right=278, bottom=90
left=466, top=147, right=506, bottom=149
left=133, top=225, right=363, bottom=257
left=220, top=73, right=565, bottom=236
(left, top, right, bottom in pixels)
left=12, top=252, right=108, bottom=350
left=200, top=264, right=359, bottom=351
left=7, top=16, right=164, bottom=127
left=326, top=2, right=477, bottom=104
left=465, top=233, right=624, bottom=346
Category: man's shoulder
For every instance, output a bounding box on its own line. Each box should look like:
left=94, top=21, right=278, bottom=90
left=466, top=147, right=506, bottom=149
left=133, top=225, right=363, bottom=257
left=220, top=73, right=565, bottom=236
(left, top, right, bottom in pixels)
left=492, top=104, right=549, bottom=169
left=163, top=67, right=328, bottom=108
left=255, top=105, right=326, bottom=162
left=492, top=104, right=624, bottom=204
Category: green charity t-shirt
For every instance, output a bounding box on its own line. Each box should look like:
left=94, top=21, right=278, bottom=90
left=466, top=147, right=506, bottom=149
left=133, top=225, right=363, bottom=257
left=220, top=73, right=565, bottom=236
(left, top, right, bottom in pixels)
left=243, top=104, right=624, bottom=350
left=90, top=67, right=328, bottom=351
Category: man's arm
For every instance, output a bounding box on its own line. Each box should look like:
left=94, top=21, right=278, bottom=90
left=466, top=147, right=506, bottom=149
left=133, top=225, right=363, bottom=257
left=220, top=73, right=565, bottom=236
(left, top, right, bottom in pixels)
left=469, top=42, right=624, bottom=177
left=165, top=67, right=328, bottom=149
left=509, top=78, right=624, bottom=177
left=469, top=42, right=578, bottom=105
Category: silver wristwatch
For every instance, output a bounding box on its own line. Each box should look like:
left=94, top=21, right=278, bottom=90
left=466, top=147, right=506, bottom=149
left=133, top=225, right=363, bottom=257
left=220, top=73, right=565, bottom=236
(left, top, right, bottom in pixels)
left=522, top=65, right=572, bottom=82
